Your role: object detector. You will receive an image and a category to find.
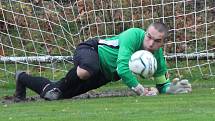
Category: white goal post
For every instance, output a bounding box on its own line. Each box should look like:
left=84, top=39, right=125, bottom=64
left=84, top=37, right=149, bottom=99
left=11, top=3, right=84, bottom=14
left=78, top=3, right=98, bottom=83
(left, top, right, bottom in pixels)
left=0, top=0, right=214, bottom=84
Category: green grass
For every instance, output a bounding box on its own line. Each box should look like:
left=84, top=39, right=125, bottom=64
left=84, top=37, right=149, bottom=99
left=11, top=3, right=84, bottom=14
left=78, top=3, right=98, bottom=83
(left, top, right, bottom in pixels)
left=1, top=88, right=215, bottom=121
left=1, top=77, right=215, bottom=121
left=0, top=62, right=215, bottom=121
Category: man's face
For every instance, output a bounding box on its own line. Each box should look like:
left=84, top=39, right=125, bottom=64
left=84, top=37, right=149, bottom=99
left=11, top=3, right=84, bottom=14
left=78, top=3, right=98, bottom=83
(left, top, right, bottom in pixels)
left=143, top=26, right=165, bottom=52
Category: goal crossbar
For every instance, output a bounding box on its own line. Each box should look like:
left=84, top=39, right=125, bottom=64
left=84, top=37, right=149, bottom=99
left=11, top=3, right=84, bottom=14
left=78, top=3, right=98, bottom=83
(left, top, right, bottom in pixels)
left=0, top=52, right=214, bottom=63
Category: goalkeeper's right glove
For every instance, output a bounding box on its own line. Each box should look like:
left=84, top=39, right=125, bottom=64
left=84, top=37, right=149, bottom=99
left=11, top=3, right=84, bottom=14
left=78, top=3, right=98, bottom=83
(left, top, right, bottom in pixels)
left=166, top=78, right=192, bottom=94
left=157, top=78, right=192, bottom=94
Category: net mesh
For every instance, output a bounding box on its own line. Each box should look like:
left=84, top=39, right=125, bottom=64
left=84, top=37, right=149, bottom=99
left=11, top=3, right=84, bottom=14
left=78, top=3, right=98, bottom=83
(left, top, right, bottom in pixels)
left=0, top=0, right=214, bottom=84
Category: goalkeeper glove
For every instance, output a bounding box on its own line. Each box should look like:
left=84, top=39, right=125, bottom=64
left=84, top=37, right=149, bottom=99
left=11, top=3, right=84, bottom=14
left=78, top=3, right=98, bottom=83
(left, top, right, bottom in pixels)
left=131, top=84, right=146, bottom=96
left=131, top=84, right=158, bottom=96
left=166, top=78, right=192, bottom=94
left=145, top=87, right=159, bottom=96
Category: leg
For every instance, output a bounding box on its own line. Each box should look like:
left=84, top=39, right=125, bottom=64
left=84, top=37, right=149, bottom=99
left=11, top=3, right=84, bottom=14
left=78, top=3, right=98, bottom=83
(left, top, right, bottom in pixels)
left=40, top=39, right=100, bottom=100
left=77, top=66, right=91, bottom=80
left=54, top=39, right=102, bottom=98
left=62, top=71, right=110, bottom=98
left=14, top=71, right=52, bottom=100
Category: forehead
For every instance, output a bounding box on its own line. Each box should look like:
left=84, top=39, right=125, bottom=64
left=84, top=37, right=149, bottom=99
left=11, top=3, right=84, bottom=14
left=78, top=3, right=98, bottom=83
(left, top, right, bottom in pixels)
left=147, top=26, right=165, bottom=39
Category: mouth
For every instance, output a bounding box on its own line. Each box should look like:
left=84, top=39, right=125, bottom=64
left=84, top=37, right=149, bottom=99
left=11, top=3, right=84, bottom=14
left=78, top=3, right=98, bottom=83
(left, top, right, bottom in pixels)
left=145, top=48, right=153, bottom=52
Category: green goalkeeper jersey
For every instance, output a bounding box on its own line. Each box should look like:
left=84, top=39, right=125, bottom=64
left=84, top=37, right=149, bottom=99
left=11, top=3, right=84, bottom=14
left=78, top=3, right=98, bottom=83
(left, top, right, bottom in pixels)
left=98, top=28, right=167, bottom=88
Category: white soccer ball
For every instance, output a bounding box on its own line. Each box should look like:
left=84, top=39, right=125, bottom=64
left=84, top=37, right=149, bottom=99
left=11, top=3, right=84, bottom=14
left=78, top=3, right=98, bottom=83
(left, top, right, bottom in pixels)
left=129, top=50, right=157, bottom=78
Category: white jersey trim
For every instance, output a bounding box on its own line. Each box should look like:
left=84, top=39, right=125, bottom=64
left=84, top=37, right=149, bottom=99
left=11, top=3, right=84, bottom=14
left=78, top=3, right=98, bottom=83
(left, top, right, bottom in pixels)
left=98, top=39, right=119, bottom=47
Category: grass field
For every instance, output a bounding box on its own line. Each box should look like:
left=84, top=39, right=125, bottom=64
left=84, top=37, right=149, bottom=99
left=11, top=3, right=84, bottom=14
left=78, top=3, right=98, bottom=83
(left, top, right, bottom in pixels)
left=1, top=77, right=215, bottom=121
left=0, top=0, right=214, bottom=120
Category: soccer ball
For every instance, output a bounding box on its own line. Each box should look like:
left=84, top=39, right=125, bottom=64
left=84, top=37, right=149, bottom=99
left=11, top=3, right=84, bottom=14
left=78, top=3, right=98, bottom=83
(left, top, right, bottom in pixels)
left=129, top=50, right=157, bottom=78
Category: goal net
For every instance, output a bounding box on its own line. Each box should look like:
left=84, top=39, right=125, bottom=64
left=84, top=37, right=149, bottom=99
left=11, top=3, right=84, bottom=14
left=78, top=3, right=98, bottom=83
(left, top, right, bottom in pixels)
left=0, top=0, right=214, bottom=85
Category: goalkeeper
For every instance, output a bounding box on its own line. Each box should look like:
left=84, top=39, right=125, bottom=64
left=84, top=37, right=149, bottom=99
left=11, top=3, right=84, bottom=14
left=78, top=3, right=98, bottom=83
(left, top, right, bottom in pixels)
left=13, top=22, right=192, bottom=101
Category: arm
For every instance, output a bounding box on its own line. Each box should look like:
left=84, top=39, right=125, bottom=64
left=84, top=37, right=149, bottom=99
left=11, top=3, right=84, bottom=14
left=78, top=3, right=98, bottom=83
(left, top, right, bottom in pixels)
left=117, top=28, right=144, bottom=88
left=155, top=75, right=171, bottom=93
left=153, top=50, right=192, bottom=94
left=155, top=75, right=192, bottom=94
left=153, top=48, right=170, bottom=93
left=116, top=28, right=147, bottom=95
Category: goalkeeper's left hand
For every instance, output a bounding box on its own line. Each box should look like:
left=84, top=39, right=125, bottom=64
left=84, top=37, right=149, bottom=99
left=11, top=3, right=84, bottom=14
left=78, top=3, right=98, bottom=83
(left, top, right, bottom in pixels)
left=131, top=84, right=159, bottom=96
left=166, top=78, right=192, bottom=94
left=145, top=87, right=159, bottom=96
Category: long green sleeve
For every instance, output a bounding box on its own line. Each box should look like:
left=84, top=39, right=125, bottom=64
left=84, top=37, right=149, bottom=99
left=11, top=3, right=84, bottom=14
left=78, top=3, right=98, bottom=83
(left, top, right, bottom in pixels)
left=116, top=28, right=145, bottom=88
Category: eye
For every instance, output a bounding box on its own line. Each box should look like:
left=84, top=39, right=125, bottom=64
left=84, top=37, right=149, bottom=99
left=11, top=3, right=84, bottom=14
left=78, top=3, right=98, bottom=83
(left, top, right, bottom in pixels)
left=147, top=33, right=152, bottom=39
left=147, top=36, right=152, bottom=39
left=154, top=39, right=162, bottom=43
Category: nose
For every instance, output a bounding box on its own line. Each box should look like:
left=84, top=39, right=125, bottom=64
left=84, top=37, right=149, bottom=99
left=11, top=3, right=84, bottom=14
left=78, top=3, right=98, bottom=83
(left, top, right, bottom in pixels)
left=148, top=39, right=154, bottom=47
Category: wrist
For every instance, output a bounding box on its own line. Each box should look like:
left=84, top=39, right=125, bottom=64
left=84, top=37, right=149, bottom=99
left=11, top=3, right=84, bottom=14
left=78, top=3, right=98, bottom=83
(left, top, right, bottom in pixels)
left=131, top=83, right=145, bottom=96
left=128, top=81, right=139, bottom=89
left=156, top=81, right=171, bottom=94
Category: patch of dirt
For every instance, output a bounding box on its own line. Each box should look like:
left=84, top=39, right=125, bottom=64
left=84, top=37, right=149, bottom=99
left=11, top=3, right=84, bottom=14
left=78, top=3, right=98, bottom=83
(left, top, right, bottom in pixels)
left=1, top=89, right=136, bottom=104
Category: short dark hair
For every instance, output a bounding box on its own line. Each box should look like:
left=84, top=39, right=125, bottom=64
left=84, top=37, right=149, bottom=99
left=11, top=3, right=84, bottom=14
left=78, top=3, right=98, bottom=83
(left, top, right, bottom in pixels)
left=149, top=22, right=169, bottom=39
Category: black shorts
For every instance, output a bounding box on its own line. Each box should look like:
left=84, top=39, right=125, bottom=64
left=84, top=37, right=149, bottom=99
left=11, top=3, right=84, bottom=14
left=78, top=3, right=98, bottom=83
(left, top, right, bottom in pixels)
left=60, top=39, right=111, bottom=98
left=73, top=39, right=99, bottom=76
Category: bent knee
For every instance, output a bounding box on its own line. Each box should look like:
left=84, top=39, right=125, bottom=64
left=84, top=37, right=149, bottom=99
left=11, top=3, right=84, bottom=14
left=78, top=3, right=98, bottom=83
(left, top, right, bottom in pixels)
left=77, top=66, right=91, bottom=80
